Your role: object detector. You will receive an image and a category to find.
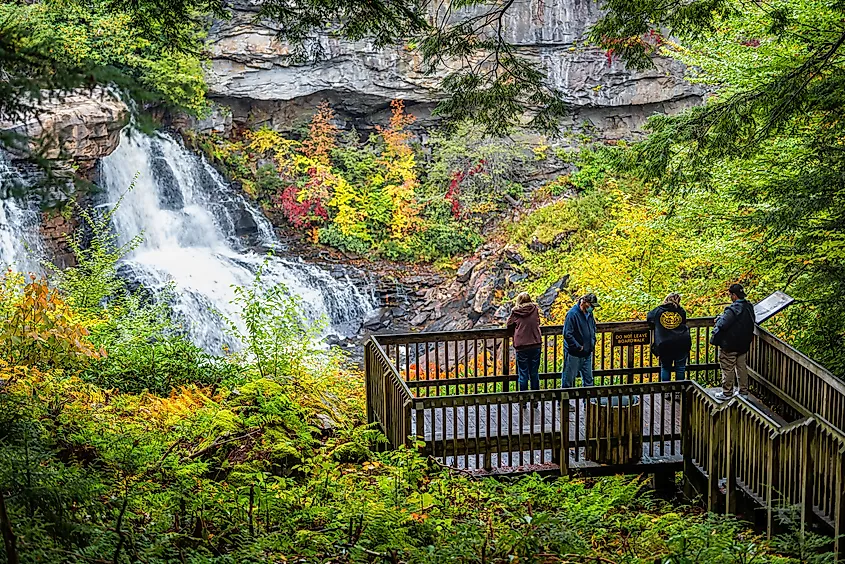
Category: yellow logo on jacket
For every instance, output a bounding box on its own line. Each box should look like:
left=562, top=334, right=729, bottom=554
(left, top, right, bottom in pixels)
left=660, top=311, right=683, bottom=330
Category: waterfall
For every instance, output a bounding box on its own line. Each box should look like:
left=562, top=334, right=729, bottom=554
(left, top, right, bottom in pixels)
left=98, top=129, right=374, bottom=352
left=0, top=156, right=44, bottom=274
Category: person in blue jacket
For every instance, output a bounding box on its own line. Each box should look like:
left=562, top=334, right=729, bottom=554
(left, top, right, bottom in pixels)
left=561, top=293, right=599, bottom=388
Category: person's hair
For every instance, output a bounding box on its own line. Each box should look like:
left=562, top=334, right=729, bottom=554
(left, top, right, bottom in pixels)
left=663, top=292, right=681, bottom=307
left=515, top=292, right=532, bottom=306
left=729, top=283, right=747, bottom=299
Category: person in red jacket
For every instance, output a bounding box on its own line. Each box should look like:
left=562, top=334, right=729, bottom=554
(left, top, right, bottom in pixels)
left=507, top=292, right=543, bottom=402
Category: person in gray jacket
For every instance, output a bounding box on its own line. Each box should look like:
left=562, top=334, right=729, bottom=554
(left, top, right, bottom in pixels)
left=710, top=283, right=755, bottom=400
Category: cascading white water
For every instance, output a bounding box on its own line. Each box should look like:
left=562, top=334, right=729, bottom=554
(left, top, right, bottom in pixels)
left=98, top=129, right=374, bottom=352
left=0, top=156, right=45, bottom=274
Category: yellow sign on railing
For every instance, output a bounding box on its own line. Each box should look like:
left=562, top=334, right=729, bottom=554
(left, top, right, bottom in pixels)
left=612, top=331, right=650, bottom=347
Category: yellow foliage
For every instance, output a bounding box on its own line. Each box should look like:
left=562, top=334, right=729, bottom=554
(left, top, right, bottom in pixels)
left=0, top=276, right=104, bottom=369
left=376, top=100, right=421, bottom=238
left=246, top=127, right=284, bottom=154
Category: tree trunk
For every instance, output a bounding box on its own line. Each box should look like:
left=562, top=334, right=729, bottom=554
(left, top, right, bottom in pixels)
left=0, top=492, right=20, bottom=564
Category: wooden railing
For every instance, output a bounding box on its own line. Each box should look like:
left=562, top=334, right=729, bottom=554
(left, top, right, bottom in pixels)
left=364, top=338, right=413, bottom=449
left=748, top=327, right=845, bottom=432
left=409, top=381, right=686, bottom=473
left=375, top=318, right=720, bottom=397
left=366, top=318, right=845, bottom=553
left=686, top=380, right=845, bottom=545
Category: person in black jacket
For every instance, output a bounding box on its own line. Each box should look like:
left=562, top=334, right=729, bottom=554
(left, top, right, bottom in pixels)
left=710, top=283, right=756, bottom=400
left=647, top=293, right=691, bottom=382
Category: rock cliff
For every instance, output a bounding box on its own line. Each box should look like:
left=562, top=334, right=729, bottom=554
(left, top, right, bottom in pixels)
left=205, top=0, right=705, bottom=137
left=0, top=89, right=128, bottom=169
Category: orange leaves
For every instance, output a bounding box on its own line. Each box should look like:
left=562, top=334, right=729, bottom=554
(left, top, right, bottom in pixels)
left=302, top=101, right=339, bottom=165
left=378, top=99, right=416, bottom=161
left=0, top=276, right=102, bottom=369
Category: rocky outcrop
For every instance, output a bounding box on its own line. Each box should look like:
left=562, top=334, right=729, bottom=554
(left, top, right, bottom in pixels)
left=205, top=0, right=705, bottom=136
left=40, top=213, right=78, bottom=269
left=362, top=241, right=570, bottom=336
left=0, top=89, right=128, bottom=169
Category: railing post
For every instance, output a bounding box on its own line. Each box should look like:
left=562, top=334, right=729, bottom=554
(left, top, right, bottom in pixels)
left=681, top=384, right=694, bottom=497
left=503, top=335, right=511, bottom=378
left=403, top=399, right=412, bottom=448
left=725, top=408, right=737, bottom=515
left=800, top=423, right=816, bottom=538
left=835, top=449, right=845, bottom=562
left=383, top=367, right=392, bottom=448
left=365, top=342, right=374, bottom=424
left=560, top=390, right=570, bottom=476
left=766, top=434, right=779, bottom=539
left=707, top=410, right=720, bottom=512
left=415, top=399, right=425, bottom=448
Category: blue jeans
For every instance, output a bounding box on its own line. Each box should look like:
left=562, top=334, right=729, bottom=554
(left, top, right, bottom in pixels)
left=659, top=356, right=687, bottom=382
left=516, top=347, right=542, bottom=392
left=561, top=353, right=594, bottom=387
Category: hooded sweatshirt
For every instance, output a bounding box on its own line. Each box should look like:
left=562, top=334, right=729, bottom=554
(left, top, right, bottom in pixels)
left=506, top=303, right=542, bottom=350
left=647, top=303, right=691, bottom=360
left=563, top=302, right=596, bottom=357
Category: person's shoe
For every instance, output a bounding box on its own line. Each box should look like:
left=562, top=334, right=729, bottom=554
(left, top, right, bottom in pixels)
left=738, top=391, right=750, bottom=399
left=714, top=391, right=732, bottom=401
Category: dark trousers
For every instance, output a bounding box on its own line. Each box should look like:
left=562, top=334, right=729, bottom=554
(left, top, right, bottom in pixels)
left=516, top=347, right=542, bottom=392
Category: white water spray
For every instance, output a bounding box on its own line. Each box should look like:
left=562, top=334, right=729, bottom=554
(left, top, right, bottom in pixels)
left=98, top=129, right=374, bottom=352
left=0, top=156, right=44, bottom=274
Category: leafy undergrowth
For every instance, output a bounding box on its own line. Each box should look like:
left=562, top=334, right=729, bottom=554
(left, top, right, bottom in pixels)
left=0, top=365, right=825, bottom=564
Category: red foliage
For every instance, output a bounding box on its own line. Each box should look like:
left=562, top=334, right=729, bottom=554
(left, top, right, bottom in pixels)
left=602, top=29, right=665, bottom=67
left=445, top=160, right=485, bottom=219
left=740, top=39, right=761, bottom=47
left=276, top=183, right=328, bottom=229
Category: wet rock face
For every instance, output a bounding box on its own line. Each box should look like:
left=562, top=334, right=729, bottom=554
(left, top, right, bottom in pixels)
left=206, top=0, right=705, bottom=136
left=0, top=89, right=128, bottom=169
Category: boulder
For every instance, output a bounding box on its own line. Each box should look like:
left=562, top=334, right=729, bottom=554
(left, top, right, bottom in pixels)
left=456, top=258, right=479, bottom=283
left=507, top=272, right=529, bottom=285
left=494, top=304, right=512, bottom=320
left=528, top=237, right=547, bottom=253
left=503, top=247, right=526, bottom=265
left=363, top=308, right=388, bottom=330
left=472, top=278, right=496, bottom=315
left=410, top=311, right=430, bottom=326
left=537, top=275, right=570, bottom=316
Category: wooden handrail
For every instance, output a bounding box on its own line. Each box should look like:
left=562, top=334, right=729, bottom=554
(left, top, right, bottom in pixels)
left=370, top=336, right=414, bottom=398
left=374, top=317, right=718, bottom=344
left=755, top=327, right=845, bottom=395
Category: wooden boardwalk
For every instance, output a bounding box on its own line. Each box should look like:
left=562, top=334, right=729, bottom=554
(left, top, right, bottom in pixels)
left=367, top=321, right=845, bottom=551
left=413, top=388, right=777, bottom=471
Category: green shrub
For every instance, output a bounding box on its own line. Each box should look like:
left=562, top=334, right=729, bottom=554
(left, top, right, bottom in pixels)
left=318, top=223, right=372, bottom=255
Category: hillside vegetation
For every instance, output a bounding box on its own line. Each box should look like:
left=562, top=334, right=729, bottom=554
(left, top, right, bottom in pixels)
left=0, top=211, right=832, bottom=563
